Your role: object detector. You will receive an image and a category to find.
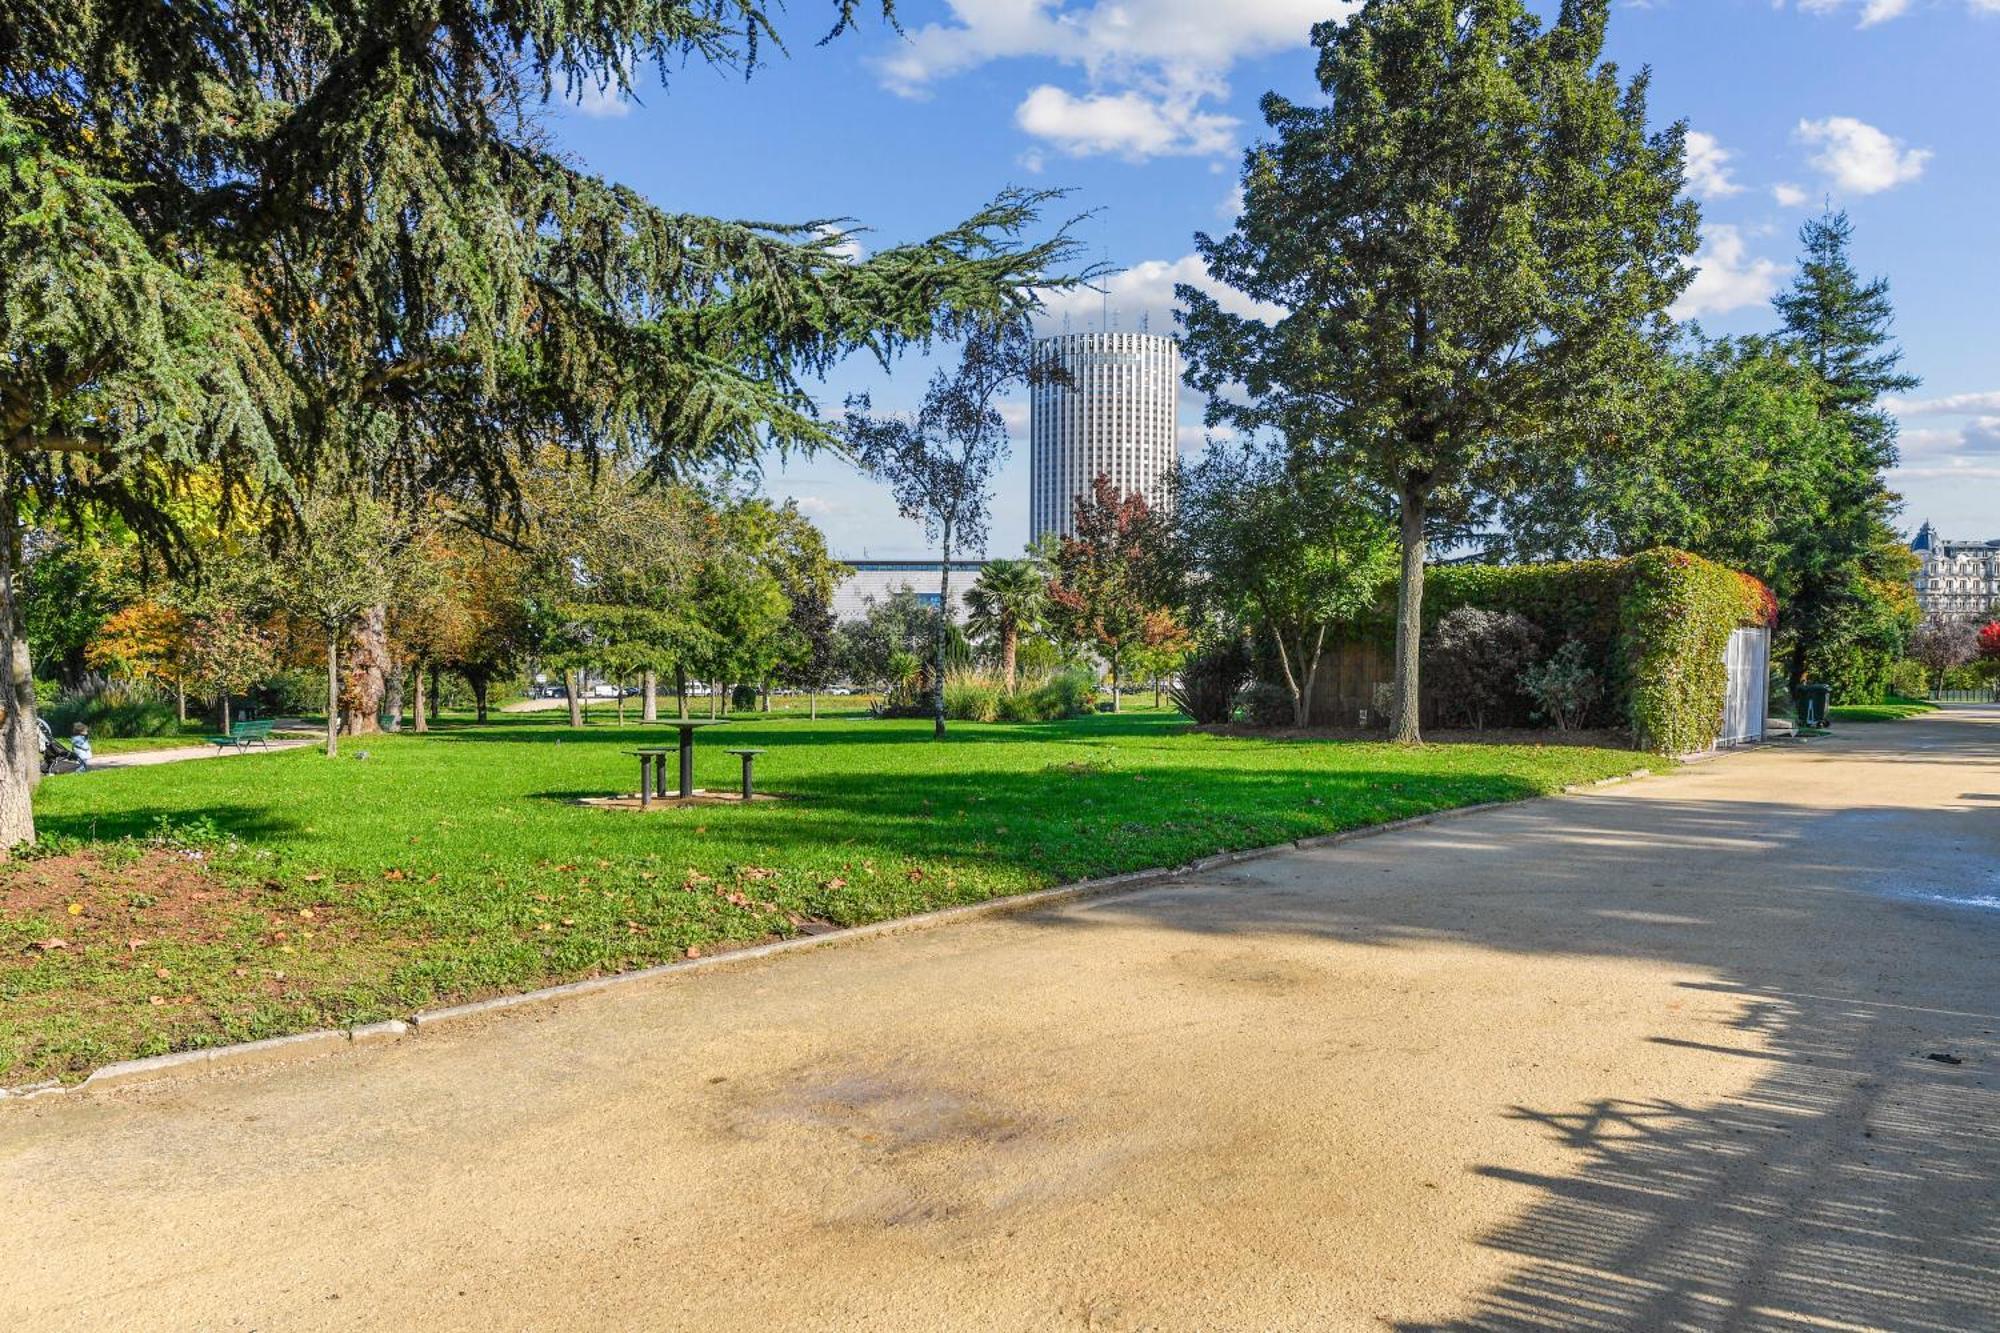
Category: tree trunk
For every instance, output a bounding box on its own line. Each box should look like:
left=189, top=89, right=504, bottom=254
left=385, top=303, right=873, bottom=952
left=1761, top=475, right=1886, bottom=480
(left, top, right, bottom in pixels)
left=428, top=665, right=441, bottom=726
left=381, top=655, right=404, bottom=732
left=760, top=683, right=771, bottom=713
left=565, top=670, right=582, bottom=727
left=675, top=667, right=688, bottom=720
left=341, top=603, right=390, bottom=735
left=324, top=631, right=340, bottom=757
left=1391, top=485, right=1428, bottom=745
left=1001, top=622, right=1018, bottom=693
left=174, top=677, right=186, bottom=724
left=1786, top=635, right=1808, bottom=698
left=934, top=533, right=952, bottom=739
left=0, top=488, right=40, bottom=849
left=1111, top=652, right=1122, bottom=713
left=221, top=692, right=231, bottom=732
left=809, top=690, right=818, bottom=720
left=412, top=664, right=428, bottom=733
left=642, top=669, right=658, bottom=722
left=472, top=675, right=489, bottom=723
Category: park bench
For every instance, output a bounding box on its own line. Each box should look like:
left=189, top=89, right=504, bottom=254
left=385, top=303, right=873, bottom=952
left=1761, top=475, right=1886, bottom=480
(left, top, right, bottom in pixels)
left=208, top=719, right=275, bottom=751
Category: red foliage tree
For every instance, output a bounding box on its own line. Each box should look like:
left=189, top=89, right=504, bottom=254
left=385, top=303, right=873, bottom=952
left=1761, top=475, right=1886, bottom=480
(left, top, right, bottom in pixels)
left=1046, top=476, right=1181, bottom=711
left=1978, top=621, right=2000, bottom=662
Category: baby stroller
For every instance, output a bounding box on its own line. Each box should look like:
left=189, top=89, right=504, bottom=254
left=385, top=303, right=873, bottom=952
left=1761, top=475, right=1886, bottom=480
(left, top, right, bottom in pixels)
left=38, top=718, right=83, bottom=775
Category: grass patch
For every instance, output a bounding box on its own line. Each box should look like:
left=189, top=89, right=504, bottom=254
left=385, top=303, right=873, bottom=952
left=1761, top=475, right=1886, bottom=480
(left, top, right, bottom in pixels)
left=7, top=708, right=1648, bottom=1083
left=1828, top=696, right=1939, bottom=723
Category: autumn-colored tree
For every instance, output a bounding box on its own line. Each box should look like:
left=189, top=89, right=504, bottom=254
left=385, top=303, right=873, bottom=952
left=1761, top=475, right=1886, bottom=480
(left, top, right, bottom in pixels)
left=1047, top=476, right=1181, bottom=712
left=87, top=600, right=195, bottom=719
left=1977, top=622, right=2000, bottom=674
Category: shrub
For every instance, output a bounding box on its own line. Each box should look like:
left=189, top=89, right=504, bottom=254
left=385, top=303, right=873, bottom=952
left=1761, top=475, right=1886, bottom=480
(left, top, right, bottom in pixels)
left=1885, top=658, right=1928, bottom=700
left=253, top=669, right=322, bottom=717
left=1239, top=681, right=1294, bottom=729
left=942, top=673, right=1002, bottom=723
left=1428, top=607, right=1542, bottom=729
left=1026, top=668, right=1097, bottom=721
left=1169, top=636, right=1253, bottom=724
left=1520, top=641, right=1603, bottom=732
left=44, top=678, right=178, bottom=738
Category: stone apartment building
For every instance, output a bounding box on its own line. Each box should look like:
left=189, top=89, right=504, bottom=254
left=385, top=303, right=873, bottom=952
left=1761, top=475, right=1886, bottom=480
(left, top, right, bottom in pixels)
left=1911, top=522, right=2000, bottom=618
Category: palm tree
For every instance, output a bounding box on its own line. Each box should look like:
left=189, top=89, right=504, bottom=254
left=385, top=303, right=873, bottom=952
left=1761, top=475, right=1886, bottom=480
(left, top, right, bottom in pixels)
left=966, top=558, right=1046, bottom=692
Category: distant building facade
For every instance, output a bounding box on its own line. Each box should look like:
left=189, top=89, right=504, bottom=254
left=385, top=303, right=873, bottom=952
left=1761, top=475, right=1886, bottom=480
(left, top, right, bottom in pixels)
left=1029, top=331, right=1178, bottom=543
left=831, top=558, right=988, bottom=623
left=1911, top=522, right=2000, bottom=618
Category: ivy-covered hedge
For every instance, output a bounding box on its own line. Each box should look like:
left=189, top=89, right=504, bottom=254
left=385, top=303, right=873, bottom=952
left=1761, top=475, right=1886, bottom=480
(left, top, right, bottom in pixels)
left=1619, top=552, right=1774, bottom=754
left=1344, top=548, right=1774, bottom=752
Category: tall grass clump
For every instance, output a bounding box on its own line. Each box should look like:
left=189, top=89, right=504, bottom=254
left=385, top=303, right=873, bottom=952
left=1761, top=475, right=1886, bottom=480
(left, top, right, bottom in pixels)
left=44, top=678, right=179, bottom=738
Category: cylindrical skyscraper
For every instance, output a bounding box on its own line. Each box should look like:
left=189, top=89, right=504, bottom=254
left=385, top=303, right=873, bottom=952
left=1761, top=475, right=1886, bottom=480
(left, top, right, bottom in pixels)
left=1029, top=331, right=1178, bottom=543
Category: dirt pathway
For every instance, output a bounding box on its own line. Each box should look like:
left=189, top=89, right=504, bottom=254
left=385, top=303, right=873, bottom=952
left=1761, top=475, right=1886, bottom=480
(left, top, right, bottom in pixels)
left=4, top=711, right=1995, bottom=1330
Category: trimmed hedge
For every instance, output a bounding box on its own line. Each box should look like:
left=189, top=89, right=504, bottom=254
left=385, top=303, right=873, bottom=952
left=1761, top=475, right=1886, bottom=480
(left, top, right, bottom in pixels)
left=1346, top=548, right=1773, bottom=753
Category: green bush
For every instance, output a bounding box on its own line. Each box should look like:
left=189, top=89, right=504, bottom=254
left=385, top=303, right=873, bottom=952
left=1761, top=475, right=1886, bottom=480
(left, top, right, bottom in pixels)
left=1520, top=641, right=1604, bottom=731
left=1239, top=681, right=1294, bottom=729
left=253, top=669, right=322, bottom=716
left=1885, top=659, right=1928, bottom=700
left=44, top=679, right=179, bottom=738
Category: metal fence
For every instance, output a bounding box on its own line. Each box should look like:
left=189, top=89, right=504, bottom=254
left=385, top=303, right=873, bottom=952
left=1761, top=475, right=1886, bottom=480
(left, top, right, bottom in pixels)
left=1929, top=688, right=1999, bottom=703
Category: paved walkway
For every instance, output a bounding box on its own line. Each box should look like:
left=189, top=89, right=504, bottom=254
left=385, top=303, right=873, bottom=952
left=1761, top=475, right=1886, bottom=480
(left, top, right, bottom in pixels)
left=3, top=711, right=1996, bottom=1330
left=87, top=737, right=317, bottom=769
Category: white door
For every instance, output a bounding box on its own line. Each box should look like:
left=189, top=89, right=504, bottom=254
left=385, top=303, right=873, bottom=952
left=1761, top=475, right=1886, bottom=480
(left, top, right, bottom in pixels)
left=1719, top=627, right=1770, bottom=746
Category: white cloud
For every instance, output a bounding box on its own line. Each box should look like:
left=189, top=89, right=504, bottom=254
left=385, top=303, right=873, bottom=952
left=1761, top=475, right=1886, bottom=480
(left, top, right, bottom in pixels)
left=1772, top=182, right=1810, bottom=208
left=814, top=224, right=866, bottom=264
left=1888, top=390, right=2000, bottom=416
left=1684, top=132, right=1744, bottom=198
left=572, top=81, right=633, bottom=118
left=1671, top=226, right=1787, bottom=319
left=877, top=0, right=1356, bottom=160
left=1014, top=85, right=1236, bottom=159
left=1859, top=0, right=1912, bottom=24
left=1036, top=253, right=1284, bottom=335
left=1795, top=116, right=1931, bottom=194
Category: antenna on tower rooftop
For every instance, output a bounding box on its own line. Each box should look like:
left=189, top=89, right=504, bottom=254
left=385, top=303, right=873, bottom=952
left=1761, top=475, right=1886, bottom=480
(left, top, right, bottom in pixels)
left=1141, top=311, right=1150, bottom=334
left=1100, top=245, right=1110, bottom=332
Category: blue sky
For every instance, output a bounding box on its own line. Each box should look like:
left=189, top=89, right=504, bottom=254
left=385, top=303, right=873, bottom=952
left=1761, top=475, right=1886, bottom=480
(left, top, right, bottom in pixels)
left=553, top=0, right=2000, bottom=558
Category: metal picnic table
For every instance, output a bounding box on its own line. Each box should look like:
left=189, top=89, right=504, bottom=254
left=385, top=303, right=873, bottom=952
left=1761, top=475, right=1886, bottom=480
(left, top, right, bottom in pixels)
left=630, top=719, right=720, bottom=806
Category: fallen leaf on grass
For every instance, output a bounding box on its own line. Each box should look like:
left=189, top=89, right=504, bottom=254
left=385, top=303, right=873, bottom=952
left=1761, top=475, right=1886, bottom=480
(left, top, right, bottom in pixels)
left=382, top=869, right=407, bottom=882
left=67, top=902, right=84, bottom=916
left=303, top=873, right=326, bottom=884
left=823, top=877, right=847, bottom=892
left=685, top=946, right=702, bottom=959
left=29, top=938, right=67, bottom=952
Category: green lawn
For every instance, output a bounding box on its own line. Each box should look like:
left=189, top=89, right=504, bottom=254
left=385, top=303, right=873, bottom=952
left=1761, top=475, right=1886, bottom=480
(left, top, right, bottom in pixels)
left=5, top=709, right=1647, bottom=1083
left=1827, top=696, right=1938, bottom=723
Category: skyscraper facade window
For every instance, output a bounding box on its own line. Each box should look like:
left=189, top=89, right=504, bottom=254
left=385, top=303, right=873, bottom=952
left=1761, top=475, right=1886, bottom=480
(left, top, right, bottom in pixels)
left=1028, top=331, right=1179, bottom=543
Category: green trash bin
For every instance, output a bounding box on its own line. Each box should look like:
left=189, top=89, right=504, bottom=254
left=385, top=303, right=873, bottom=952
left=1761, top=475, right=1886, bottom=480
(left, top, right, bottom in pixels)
left=1795, top=683, right=1830, bottom=728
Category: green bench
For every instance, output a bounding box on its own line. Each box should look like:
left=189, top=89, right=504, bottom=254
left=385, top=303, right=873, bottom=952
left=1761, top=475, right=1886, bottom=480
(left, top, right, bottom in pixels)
left=208, top=719, right=275, bottom=751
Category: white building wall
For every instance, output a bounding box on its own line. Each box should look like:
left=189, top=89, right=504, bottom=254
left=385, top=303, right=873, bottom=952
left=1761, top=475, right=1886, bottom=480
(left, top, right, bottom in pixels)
left=1029, top=332, right=1178, bottom=543
left=831, top=561, right=987, bottom=623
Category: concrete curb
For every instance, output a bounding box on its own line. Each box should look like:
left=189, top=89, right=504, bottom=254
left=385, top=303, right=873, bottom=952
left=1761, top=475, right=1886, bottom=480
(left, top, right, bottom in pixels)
left=4, top=762, right=1674, bottom=1100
